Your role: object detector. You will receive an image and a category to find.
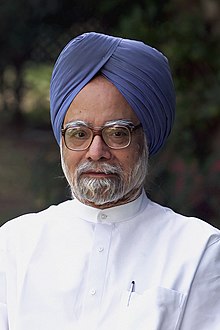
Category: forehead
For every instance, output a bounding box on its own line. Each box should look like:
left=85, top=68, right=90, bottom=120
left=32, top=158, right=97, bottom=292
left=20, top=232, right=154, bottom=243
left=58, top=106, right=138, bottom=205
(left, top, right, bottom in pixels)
left=64, top=76, right=139, bottom=126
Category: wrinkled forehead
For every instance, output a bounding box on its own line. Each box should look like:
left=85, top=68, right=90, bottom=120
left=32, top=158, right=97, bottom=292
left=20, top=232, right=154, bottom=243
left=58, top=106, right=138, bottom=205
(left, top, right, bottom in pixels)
left=62, top=75, right=140, bottom=127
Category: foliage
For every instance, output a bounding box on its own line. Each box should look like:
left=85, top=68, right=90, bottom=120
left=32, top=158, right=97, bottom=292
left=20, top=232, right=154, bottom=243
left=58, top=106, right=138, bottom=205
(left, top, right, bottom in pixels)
left=148, top=147, right=220, bottom=226
left=23, top=64, right=52, bottom=127
left=0, top=126, right=68, bottom=226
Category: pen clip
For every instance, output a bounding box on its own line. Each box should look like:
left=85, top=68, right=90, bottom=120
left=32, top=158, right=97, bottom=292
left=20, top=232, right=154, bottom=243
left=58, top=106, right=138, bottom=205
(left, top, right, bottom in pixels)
left=127, top=280, right=135, bottom=307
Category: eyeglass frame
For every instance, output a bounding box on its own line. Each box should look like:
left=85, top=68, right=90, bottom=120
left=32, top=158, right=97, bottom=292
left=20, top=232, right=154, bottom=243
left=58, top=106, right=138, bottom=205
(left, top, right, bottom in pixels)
left=61, top=119, right=142, bottom=151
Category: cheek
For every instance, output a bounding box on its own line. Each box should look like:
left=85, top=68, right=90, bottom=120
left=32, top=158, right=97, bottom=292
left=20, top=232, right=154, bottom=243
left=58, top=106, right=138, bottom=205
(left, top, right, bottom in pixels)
left=62, top=146, right=81, bottom=172
left=117, top=148, right=140, bottom=171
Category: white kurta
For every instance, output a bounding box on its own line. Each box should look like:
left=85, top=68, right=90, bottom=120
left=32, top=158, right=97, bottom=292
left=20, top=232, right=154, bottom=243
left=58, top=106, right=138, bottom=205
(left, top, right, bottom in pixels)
left=0, top=191, right=220, bottom=330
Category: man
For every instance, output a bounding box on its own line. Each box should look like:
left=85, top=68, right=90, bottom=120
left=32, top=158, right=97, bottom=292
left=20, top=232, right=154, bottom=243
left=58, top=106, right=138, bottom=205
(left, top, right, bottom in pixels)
left=0, top=32, right=220, bottom=330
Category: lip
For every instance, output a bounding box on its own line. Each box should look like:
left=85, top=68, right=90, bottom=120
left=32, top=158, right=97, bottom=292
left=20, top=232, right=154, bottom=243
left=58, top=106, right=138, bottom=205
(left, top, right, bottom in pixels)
left=81, top=171, right=116, bottom=178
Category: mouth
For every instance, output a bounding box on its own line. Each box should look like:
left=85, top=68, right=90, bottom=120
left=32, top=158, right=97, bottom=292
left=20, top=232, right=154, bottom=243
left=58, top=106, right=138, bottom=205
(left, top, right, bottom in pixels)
left=81, top=171, right=117, bottom=179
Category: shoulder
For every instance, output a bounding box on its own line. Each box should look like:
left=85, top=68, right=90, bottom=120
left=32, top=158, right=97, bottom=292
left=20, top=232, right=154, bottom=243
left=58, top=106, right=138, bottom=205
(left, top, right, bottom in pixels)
left=143, top=196, right=220, bottom=247
left=138, top=196, right=220, bottom=278
left=0, top=200, right=74, bottom=250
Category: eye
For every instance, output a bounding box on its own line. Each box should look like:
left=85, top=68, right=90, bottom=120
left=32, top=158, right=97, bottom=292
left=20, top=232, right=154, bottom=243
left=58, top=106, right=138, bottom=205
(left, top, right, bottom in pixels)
left=108, top=127, right=129, bottom=138
left=66, top=127, right=90, bottom=140
left=103, top=126, right=130, bottom=148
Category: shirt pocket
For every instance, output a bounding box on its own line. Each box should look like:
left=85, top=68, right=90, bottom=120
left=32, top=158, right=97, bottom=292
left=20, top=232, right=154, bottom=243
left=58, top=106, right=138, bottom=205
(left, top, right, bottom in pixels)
left=117, top=286, right=186, bottom=330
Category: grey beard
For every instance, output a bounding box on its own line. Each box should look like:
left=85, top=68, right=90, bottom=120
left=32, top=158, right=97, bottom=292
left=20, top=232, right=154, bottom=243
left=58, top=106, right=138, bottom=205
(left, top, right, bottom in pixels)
left=77, top=174, right=122, bottom=205
left=74, top=162, right=126, bottom=205
left=61, top=138, right=148, bottom=206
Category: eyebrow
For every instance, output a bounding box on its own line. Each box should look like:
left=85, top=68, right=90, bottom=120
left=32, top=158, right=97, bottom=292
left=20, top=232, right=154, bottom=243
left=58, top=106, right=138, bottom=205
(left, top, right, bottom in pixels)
left=65, top=119, right=135, bottom=129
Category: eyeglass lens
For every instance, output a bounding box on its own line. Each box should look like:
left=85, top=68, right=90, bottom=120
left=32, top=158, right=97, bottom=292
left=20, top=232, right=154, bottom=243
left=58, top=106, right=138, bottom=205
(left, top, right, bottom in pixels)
left=64, top=125, right=131, bottom=150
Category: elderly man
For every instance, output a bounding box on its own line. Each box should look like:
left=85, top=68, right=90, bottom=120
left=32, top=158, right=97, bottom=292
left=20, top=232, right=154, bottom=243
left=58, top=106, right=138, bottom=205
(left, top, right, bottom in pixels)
left=0, top=32, right=220, bottom=330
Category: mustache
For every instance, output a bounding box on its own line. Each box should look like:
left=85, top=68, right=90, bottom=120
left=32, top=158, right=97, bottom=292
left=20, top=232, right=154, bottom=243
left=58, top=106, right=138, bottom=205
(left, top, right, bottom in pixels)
left=77, top=161, right=123, bottom=176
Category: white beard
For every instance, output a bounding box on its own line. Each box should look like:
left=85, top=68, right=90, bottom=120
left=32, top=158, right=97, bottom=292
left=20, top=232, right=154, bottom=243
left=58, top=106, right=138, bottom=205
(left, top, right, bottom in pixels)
left=61, top=140, right=148, bottom=206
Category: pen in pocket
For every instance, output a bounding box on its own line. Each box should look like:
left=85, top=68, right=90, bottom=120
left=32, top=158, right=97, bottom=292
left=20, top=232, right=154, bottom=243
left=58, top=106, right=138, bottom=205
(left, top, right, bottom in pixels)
left=127, top=280, right=135, bottom=306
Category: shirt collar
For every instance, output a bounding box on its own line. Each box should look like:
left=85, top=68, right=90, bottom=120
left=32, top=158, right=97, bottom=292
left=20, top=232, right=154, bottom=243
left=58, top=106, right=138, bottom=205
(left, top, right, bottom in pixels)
left=71, top=190, right=148, bottom=224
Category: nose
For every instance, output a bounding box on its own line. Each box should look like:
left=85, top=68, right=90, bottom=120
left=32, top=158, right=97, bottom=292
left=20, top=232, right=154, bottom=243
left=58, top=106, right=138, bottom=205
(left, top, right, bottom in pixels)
left=85, top=135, right=112, bottom=161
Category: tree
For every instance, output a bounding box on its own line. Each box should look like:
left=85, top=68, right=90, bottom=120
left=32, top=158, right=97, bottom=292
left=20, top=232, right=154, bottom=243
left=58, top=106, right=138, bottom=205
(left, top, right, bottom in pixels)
left=0, top=0, right=60, bottom=122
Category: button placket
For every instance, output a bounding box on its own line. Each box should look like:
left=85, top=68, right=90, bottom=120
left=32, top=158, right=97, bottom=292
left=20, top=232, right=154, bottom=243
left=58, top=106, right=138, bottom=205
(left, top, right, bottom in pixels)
left=82, top=223, right=113, bottom=315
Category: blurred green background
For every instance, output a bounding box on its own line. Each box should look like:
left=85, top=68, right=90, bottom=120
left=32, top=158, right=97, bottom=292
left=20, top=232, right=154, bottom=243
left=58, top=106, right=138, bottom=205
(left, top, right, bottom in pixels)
left=0, top=0, right=219, bottom=228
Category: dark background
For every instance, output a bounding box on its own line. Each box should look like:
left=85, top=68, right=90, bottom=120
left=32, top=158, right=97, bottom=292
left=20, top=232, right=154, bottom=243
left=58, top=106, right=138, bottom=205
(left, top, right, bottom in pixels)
left=0, top=0, right=219, bottom=228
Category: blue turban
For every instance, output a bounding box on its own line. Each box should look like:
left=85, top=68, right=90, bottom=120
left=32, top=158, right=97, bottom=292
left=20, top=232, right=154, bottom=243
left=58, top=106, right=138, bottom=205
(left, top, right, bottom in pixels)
left=50, top=32, right=175, bottom=155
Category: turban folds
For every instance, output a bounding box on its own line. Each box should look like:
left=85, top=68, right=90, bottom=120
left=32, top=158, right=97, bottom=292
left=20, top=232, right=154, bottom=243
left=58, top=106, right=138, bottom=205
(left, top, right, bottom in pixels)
left=50, top=32, right=175, bottom=155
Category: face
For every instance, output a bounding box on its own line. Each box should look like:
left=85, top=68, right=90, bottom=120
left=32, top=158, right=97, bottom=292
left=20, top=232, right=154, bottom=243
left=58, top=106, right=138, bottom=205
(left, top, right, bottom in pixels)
left=61, top=75, right=148, bottom=208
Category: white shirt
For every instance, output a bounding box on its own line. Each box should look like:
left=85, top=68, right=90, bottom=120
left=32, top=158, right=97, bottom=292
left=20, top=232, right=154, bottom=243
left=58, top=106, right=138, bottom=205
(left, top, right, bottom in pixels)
left=0, top=191, right=220, bottom=330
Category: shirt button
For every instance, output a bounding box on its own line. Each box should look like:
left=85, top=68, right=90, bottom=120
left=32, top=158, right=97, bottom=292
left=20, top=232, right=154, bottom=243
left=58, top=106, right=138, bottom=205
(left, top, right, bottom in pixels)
left=90, top=289, right=96, bottom=295
left=98, top=247, right=104, bottom=252
left=101, top=213, right=107, bottom=220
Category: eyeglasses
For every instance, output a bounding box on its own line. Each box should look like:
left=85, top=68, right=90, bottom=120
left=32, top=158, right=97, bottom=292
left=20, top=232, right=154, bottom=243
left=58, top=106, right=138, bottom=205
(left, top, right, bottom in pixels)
left=61, top=121, right=142, bottom=151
